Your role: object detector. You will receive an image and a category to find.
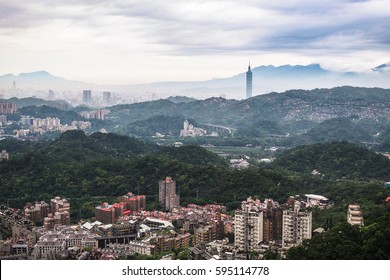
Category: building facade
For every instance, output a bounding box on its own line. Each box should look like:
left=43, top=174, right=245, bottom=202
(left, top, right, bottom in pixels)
left=282, top=203, right=312, bottom=249
left=263, top=200, right=283, bottom=242
left=103, top=91, right=111, bottom=104
left=50, top=197, right=70, bottom=225
left=24, top=201, right=49, bottom=223
left=234, top=200, right=264, bottom=252
left=82, top=90, right=92, bottom=104
left=0, top=102, right=17, bottom=114
left=347, top=204, right=364, bottom=227
left=95, top=203, right=116, bottom=224
left=119, top=192, right=146, bottom=212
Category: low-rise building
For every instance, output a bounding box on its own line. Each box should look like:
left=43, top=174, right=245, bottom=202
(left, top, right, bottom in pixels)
left=0, top=150, right=9, bottom=161
left=347, top=204, right=364, bottom=227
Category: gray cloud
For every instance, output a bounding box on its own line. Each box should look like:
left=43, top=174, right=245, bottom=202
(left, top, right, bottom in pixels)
left=2, top=0, right=389, bottom=54
left=0, top=0, right=389, bottom=83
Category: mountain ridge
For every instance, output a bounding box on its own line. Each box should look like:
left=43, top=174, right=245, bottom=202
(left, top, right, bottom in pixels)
left=1, top=63, right=389, bottom=99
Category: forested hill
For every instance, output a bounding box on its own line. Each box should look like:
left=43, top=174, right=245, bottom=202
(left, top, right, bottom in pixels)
left=282, top=117, right=373, bottom=146
left=107, top=86, right=390, bottom=127
left=0, top=132, right=290, bottom=210
left=1, top=130, right=225, bottom=165
left=273, top=141, right=390, bottom=180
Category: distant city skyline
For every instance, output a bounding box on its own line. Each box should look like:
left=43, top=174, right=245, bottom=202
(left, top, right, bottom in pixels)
left=0, top=1, right=389, bottom=84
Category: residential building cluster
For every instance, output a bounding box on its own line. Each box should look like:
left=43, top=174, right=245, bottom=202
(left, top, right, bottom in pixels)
left=1, top=177, right=336, bottom=260
left=31, top=228, right=97, bottom=260
left=23, top=197, right=70, bottom=230
left=0, top=102, right=17, bottom=114
left=230, top=158, right=250, bottom=169
left=98, top=230, right=191, bottom=259
left=180, top=120, right=207, bottom=137
left=79, top=109, right=108, bottom=120
left=14, top=115, right=91, bottom=138
left=190, top=195, right=315, bottom=259
left=95, top=192, right=146, bottom=224
left=283, top=99, right=390, bottom=123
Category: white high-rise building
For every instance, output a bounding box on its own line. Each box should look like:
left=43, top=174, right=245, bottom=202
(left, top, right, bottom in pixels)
left=234, top=198, right=264, bottom=252
left=282, top=202, right=312, bottom=249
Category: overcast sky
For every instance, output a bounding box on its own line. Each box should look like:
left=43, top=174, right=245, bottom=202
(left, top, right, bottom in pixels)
left=0, top=0, right=389, bottom=84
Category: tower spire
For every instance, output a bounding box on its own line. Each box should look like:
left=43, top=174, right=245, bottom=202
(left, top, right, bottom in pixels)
left=246, top=62, right=253, bottom=99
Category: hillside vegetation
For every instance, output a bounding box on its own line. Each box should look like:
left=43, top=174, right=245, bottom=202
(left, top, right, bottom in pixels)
left=273, top=141, right=390, bottom=180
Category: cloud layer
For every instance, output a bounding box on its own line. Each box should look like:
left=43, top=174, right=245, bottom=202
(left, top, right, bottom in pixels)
left=0, top=0, right=389, bottom=84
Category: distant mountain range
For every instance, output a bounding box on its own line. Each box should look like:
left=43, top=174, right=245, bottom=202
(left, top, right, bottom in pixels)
left=0, top=71, right=91, bottom=91
left=104, top=86, right=390, bottom=149
left=1, top=64, right=389, bottom=99
left=3, top=85, right=390, bottom=149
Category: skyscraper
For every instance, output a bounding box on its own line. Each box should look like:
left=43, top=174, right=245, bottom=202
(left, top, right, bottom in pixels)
left=103, top=91, right=111, bottom=104
left=82, top=90, right=92, bottom=104
left=246, top=63, right=252, bottom=99
left=159, top=177, right=180, bottom=211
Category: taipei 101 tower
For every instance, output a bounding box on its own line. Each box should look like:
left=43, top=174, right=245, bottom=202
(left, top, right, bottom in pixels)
left=246, top=63, right=252, bottom=99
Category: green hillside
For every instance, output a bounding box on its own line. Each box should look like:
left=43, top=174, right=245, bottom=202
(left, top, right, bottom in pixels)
left=273, top=141, right=390, bottom=180
left=283, top=118, right=373, bottom=146
left=105, top=87, right=390, bottom=148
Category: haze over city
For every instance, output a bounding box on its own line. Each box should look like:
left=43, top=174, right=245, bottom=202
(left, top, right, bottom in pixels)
left=2, top=0, right=390, bottom=272
left=1, top=0, right=389, bottom=85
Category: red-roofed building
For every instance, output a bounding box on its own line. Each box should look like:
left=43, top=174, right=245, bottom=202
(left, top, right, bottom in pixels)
left=119, top=193, right=146, bottom=212
left=112, top=203, right=124, bottom=218
left=123, top=210, right=132, bottom=216
left=95, top=203, right=115, bottom=224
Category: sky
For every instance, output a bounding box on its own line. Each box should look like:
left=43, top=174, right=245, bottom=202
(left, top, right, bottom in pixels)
left=0, top=0, right=389, bottom=84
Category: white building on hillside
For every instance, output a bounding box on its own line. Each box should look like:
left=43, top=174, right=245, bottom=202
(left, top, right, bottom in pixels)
left=180, top=120, right=207, bottom=137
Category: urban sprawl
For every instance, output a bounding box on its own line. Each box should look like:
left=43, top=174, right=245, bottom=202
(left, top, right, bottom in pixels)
left=0, top=176, right=364, bottom=260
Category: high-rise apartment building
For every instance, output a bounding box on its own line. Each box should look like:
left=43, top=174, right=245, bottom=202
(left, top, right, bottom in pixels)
left=95, top=202, right=116, bottom=224
left=0, top=102, right=17, bottom=114
left=24, top=201, right=49, bottom=223
left=263, top=200, right=283, bottom=242
left=119, top=192, right=146, bottom=212
left=50, top=196, right=70, bottom=225
left=82, top=90, right=92, bottom=104
left=195, top=225, right=215, bottom=245
left=103, top=91, right=111, bottom=104
left=246, top=63, right=252, bottom=99
left=159, top=177, right=180, bottom=211
left=282, top=202, right=312, bottom=249
left=234, top=198, right=264, bottom=252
